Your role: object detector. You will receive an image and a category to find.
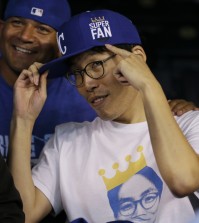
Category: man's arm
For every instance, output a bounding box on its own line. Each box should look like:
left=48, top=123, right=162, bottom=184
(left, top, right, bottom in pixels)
left=106, top=44, right=199, bottom=197
left=139, top=81, right=199, bottom=196
left=8, top=63, right=52, bottom=222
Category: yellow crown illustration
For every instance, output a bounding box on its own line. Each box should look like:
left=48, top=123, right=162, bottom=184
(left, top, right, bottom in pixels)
left=99, top=146, right=146, bottom=191
left=91, top=16, right=105, bottom=23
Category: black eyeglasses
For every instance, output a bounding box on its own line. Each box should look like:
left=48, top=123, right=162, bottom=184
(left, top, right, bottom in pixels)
left=66, top=54, right=116, bottom=87
left=119, top=192, right=160, bottom=217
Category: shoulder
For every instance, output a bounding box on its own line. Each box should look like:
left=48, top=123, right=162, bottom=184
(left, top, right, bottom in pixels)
left=175, top=110, right=199, bottom=136
left=175, top=110, right=199, bottom=127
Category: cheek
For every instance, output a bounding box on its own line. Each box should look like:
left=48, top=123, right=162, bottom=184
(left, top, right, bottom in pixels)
left=0, top=28, right=10, bottom=42
left=39, top=40, right=60, bottom=61
left=48, top=42, right=59, bottom=56
left=111, top=81, right=128, bottom=100
left=2, top=25, right=21, bottom=39
left=38, top=33, right=57, bottom=50
left=40, top=37, right=57, bottom=50
left=0, top=30, right=12, bottom=51
left=77, top=87, right=85, bottom=97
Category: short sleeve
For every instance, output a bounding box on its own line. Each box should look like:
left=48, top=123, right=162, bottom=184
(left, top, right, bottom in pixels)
left=32, top=134, right=62, bottom=215
left=176, top=111, right=199, bottom=154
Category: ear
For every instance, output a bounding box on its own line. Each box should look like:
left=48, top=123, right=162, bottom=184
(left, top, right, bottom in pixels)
left=131, top=45, right=147, bottom=62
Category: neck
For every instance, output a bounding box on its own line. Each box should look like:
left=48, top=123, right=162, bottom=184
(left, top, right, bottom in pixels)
left=114, top=92, right=146, bottom=124
left=0, top=59, right=18, bottom=86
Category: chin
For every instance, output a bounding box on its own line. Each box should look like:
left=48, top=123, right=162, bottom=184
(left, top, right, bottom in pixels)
left=97, top=111, right=116, bottom=121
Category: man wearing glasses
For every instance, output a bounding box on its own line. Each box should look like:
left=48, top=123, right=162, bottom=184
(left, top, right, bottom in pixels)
left=9, top=9, right=199, bottom=223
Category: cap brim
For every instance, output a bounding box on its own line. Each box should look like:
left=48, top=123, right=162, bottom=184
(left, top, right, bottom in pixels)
left=38, top=46, right=94, bottom=78
left=38, top=57, right=68, bottom=78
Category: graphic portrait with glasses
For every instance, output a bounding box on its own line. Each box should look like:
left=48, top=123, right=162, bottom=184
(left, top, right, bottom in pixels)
left=107, top=166, right=163, bottom=223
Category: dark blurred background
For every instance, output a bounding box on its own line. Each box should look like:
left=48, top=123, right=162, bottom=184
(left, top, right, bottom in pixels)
left=1, top=0, right=199, bottom=105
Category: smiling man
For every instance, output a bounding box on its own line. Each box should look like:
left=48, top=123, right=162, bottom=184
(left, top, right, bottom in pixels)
left=9, top=9, right=199, bottom=223
left=0, top=0, right=97, bottom=165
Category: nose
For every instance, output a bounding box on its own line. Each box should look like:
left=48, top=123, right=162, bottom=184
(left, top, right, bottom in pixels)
left=134, top=202, right=147, bottom=216
left=83, top=73, right=99, bottom=92
left=18, top=25, right=35, bottom=42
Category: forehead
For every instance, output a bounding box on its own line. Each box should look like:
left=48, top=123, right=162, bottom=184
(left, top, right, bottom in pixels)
left=6, top=16, right=54, bottom=29
left=69, top=50, right=109, bottom=66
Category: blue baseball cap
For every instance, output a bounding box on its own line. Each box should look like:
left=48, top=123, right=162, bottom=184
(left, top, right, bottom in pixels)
left=39, top=9, right=142, bottom=78
left=4, top=0, right=71, bottom=30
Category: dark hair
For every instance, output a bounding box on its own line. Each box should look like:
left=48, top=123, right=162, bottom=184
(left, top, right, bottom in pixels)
left=67, top=44, right=136, bottom=66
left=91, top=44, right=134, bottom=53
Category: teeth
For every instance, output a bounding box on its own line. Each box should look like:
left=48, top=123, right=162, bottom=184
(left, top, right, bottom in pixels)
left=93, top=97, right=104, bottom=103
left=16, top=47, right=32, bottom=54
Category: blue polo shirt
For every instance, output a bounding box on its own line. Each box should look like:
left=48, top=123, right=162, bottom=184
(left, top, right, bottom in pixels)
left=0, top=74, right=97, bottom=164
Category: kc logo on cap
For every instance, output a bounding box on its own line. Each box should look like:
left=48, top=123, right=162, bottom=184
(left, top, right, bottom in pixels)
left=57, top=32, right=67, bottom=55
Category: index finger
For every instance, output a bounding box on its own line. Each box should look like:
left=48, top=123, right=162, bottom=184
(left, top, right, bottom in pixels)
left=105, top=44, right=132, bottom=58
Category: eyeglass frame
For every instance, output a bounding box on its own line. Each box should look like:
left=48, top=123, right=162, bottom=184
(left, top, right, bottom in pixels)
left=119, top=191, right=160, bottom=217
left=66, top=54, right=116, bottom=87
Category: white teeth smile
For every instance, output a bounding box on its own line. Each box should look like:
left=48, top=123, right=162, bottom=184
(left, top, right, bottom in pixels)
left=93, top=97, right=104, bottom=103
left=16, top=47, right=32, bottom=54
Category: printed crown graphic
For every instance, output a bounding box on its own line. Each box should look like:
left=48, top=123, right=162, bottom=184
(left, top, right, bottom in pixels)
left=99, top=146, right=146, bottom=191
left=91, top=16, right=105, bottom=23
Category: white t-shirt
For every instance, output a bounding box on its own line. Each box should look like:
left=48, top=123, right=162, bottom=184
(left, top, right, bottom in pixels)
left=32, top=111, right=199, bottom=223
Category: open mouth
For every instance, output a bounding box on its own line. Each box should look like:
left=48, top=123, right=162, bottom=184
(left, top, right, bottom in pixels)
left=15, top=46, right=32, bottom=54
left=91, top=95, right=108, bottom=105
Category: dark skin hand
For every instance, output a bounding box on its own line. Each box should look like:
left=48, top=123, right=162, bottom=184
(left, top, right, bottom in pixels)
left=169, top=99, right=199, bottom=116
